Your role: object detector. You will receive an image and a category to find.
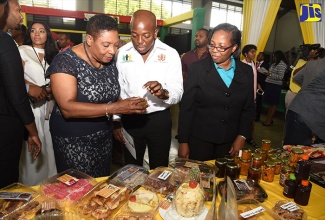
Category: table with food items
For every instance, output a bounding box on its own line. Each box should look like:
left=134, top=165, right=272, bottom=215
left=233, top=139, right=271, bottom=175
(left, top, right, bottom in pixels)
left=0, top=144, right=325, bottom=220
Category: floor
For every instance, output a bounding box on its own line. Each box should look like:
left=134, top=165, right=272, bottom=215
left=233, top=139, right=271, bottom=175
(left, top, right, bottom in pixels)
left=111, top=105, right=286, bottom=173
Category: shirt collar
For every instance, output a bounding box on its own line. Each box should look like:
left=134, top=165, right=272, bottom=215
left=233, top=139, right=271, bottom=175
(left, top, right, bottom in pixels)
left=215, top=55, right=236, bottom=71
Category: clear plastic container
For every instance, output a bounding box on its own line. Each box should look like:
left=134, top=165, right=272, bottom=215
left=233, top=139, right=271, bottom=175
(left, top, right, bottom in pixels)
left=33, top=211, right=81, bottom=220
left=272, top=200, right=307, bottom=220
left=39, top=169, right=97, bottom=209
left=237, top=199, right=275, bottom=219
left=114, top=213, right=155, bottom=220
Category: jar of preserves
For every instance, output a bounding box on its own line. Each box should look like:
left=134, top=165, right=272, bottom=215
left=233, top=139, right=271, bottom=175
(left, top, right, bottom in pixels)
left=280, top=165, right=294, bottom=187
left=261, top=139, right=271, bottom=151
left=247, top=166, right=262, bottom=183
left=289, top=148, right=304, bottom=167
left=268, top=154, right=277, bottom=161
left=241, top=147, right=252, bottom=160
left=251, top=153, right=263, bottom=169
left=255, top=149, right=267, bottom=163
left=262, top=160, right=275, bottom=182
left=273, top=158, right=282, bottom=175
left=225, top=162, right=240, bottom=180
left=215, top=158, right=227, bottom=178
left=224, top=155, right=234, bottom=163
left=240, top=158, right=251, bottom=176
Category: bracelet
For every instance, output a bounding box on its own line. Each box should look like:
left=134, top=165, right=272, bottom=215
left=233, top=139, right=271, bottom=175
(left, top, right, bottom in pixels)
left=239, top=135, right=246, bottom=140
left=105, top=101, right=111, bottom=120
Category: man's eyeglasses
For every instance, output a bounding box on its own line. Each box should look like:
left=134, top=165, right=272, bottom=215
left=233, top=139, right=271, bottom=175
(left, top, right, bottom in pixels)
left=208, top=44, right=234, bottom=52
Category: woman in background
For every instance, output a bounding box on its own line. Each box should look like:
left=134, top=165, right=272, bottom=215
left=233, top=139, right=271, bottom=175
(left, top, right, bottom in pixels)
left=0, top=0, right=41, bottom=188
left=19, top=21, right=58, bottom=185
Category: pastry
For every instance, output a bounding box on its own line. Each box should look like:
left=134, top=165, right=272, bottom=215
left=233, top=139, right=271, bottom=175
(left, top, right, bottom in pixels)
left=127, top=190, right=159, bottom=213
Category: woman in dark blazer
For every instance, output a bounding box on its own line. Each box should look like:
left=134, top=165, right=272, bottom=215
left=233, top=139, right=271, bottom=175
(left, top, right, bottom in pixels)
left=0, top=0, right=41, bottom=188
left=178, top=23, right=255, bottom=161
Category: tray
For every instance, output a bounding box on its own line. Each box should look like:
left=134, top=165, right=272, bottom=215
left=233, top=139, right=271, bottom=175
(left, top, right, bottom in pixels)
left=272, top=200, right=307, bottom=220
left=237, top=199, right=275, bottom=220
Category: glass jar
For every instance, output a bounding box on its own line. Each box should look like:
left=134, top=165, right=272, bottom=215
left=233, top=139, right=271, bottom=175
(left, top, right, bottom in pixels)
left=289, top=148, right=304, bottom=167
left=267, top=148, right=275, bottom=159
left=251, top=153, right=263, bottom=169
left=261, top=139, right=271, bottom=151
left=255, top=149, right=267, bottom=163
left=241, top=147, right=252, bottom=160
left=224, top=155, right=234, bottom=163
left=215, top=158, right=227, bottom=178
left=280, top=165, right=294, bottom=187
left=273, top=158, right=282, bottom=175
left=247, top=166, right=262, bottom=183
left=268, top=154, right=277, bottom=161
left=225, top=162, right=240, bottom=180
left=240, top=158, right=251, bottom=176
left=262, top=161, right=275, bottom=182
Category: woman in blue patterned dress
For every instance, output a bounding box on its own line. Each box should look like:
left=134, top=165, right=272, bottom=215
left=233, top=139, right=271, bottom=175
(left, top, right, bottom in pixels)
left=46, top=14, right=148, bottom=177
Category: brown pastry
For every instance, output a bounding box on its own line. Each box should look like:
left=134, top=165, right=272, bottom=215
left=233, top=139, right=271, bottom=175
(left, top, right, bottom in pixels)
left=91, top=206, right=111, bottom=219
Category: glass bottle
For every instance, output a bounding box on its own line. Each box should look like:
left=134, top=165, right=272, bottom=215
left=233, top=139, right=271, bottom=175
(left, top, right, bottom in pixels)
left=283, top=174, right=297, bottom=198
left=239, top=158, right=250, bottom=176
left=289, top=148, right=304, bottom=167
left=295, top=154, right=312, bottom=182
left=247, top=166, right=261, bottom=183
left=255, top=148, right=267, bottom=163
left=251, top=153, right=263, bottom=169
left=225, top=162, right=240, bottom=180
left=241, top=147, right=252, bottom=160
left=262, top=160, right=275, bottom=182
left=279, top=165, right=294, bottom=187
left=261, top=139, right=271, bottom=151
left=294, top=180, right=312, bottom=206
left=215, top=158, right=227, bottom=178
left=224, top=155, right=234, bottom=163
left=273, top=158, right=282, bottom=175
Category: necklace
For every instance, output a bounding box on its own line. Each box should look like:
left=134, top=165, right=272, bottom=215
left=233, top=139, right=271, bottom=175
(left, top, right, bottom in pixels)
left=31, top=46, right=46, bottom=74
left=83, top=42, right=102, bottom=69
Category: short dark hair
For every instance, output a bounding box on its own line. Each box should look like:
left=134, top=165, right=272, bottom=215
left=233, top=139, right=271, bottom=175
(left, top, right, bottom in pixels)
left=208, top=23, right=241, bottom=57
left=60, top=32, right=70, bottom=40
left=242, top=44, right=257, bottom=56
left=272, top=50, right=287, bottom=65
left=86, top=14, right=118, bottom=39
left=0, top=0, right=7, bottom=4
left=197, top=28, right=209, bottom=37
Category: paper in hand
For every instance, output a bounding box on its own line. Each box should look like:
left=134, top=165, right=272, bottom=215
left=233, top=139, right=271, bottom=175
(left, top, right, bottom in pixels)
left=121, top=128, right=136, bottom=159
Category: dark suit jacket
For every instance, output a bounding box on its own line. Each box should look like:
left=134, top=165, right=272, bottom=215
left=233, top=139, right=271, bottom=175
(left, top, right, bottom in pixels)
left=257, top=61, right=269, bottom=90
left=0, top=30, right=34, bottom=125
left=178, top=55, right=255, bottom=144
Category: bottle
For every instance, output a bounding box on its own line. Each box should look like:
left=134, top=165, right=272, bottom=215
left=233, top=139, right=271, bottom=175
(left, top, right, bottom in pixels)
left=295, top=154, right=312, bottom=182
left=262, top=160, right=275, bottom=182
left=294, top=180, right=312, bottom=206
left=215, top=158, right=227, bottom=178
left=283, top=174, right=297, bottom=198
left=247, top=166, right=261, bottom=183
left=251, top=153, right=263, bottom=169
left=289, top=148, right=304, bottom=167
left=225, top=162, right=240, bottom=180
left=239, top=158, right=250, bottom=176
left=261, top=139, right=271, bottom=151
left=279, top=165, right=294, bottom=187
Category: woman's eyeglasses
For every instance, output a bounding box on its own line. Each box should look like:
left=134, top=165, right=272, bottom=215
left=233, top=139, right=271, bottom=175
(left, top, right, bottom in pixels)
left=208, top=44, right=234, bottom=52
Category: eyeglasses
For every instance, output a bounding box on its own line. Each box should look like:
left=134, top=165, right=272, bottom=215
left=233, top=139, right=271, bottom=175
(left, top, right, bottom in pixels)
left=208, top=44, right=234, bottom=52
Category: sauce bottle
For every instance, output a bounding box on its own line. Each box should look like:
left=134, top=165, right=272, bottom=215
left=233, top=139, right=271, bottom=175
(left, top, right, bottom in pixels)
left=295, top=154, right=312, bottom=182
left=283, top=174, right=297, bottom=198
left=294, top=180, right=312, bottom=206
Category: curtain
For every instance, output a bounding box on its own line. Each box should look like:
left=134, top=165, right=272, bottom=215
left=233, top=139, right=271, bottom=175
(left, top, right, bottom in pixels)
left=294, top=0, right=316, bottom=44
left=311, top=0, right=325, bottom=46
left=242, top=0, right=282, bottom=59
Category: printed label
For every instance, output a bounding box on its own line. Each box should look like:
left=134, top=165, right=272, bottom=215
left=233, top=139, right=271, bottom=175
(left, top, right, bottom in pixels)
left=158, top=170, right=172, bottom=180
left=233, top=180, right=252, bottom=191
left=280, top=201, right=300, bottom=212
left=116, top=167, right=140, bottom=181
left=240, top=206, right=265, bottom=218
left=96, top=184, right=119, bottom=198
left=0, top=192, right=32, bottom=201
left=57, top=174, right=79, bottom=186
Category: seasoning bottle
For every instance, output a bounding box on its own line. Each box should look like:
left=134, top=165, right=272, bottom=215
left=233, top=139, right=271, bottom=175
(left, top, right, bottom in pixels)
left=255, top=148, right=267, bottom=163
left=241, top=147, right=252, bottom=160
left=251, top=153, right=263, bottom=169
left=215, top=158, right=227, bottom=178
left=239, top=158, right=250, bottom=176
left=262, top=160, right=275, bottom=182
left=294, top=180, right=312, bottom=206
left=225, top=162, right=240, bottom=180
left=279, top=165, right=294, bottom=187
left=295, top=154, right=312, bottom=182
left=273, top=158, right=282, bottom=175
left=224, top=155, right=234, bottom=163
left=289, top=148, right=304, bottom=167
left=283, top=174, right=297, bottom=198
left=261, top=139, right=271, bottom=151
left=247, top=166, right=261, bottom=183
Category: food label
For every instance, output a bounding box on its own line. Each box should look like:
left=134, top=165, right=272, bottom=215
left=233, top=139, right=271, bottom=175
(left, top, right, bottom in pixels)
left=233, top=180, right=252, bottom=191
left=116, top=167, right=140, bottom=181
left=280, top=201, right=300, bottom=212
left=184, top=161, right=200, bottom=168
left=240, top=206, right=265, bottom=218
left=0, top=192, right=32, bottom=201
left=57, top=174, right=79, bottom=186
left=158, top=170, right=172, bottom=180
left=96, top=184, right=119, bottom=198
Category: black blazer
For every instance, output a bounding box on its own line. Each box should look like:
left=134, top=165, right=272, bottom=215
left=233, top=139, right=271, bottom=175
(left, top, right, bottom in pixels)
left=0, top=31, right=34, bottom=125
left=257, top=61, right=270, bottom=90
left=178, top=55, right=255, bottom=144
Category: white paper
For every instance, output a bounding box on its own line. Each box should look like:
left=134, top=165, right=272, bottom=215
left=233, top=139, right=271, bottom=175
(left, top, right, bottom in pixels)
left=121, top=128, right=136, bottom=159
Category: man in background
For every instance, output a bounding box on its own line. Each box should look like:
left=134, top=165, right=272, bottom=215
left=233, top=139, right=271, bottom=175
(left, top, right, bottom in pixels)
left=181, top=28, right=209, bottom=80
left=57, top=32, right=71, bottom=52
left=11, top=23, right=26, bottom=46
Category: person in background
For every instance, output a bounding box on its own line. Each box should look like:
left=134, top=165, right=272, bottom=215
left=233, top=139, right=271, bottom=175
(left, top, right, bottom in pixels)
left=178, top=23, right=255, bottom=160
left=57, top=32, right=71, bottom=52
left=262, top=50, right=287, bottom=126
left=0, top=0, right=41, bottom=188
left=46, top=14, right=148, bottom=177
left=19, top=21, right=58, bottom=185
left=113, top=10, right=183, bottom=169
left=181, top=28, right=209, bottom=80
left=1, top=0, right=22, bottom=33
left=11, top=23, right=26, bottom=46
left=255, top=52, right=270, bottom=121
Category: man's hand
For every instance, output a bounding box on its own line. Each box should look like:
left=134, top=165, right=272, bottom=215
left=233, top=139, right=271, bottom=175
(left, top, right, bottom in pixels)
left=143, top=81, right=169, bottom=100
left=28, top=84, right=48, bottom=102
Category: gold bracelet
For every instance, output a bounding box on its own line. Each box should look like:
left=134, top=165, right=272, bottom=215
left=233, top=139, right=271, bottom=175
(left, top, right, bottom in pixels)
left=105, top=101, right=111, bottom=120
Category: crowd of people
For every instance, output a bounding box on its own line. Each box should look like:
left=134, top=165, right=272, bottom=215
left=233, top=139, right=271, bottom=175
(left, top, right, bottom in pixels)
left=0, top=0, right=324, bottom=188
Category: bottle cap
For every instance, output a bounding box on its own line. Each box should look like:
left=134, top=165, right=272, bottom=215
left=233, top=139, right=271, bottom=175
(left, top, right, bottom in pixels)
left=301, top=180, right=309, bottom=186
left=289, top=174, right=296, bottom=180
left=301, top=154, right=309, bottom=160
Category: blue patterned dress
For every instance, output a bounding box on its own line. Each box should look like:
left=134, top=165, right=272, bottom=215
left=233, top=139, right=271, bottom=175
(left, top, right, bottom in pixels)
left=45, top=48, right=120, bottom=177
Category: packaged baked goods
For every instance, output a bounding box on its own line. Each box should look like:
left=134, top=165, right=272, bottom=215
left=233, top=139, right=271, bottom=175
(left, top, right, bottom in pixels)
left=218, top=179, right=268, bottom=202
left=238, top=199, right=275, bottom=219
left=40, top=169, right=97, bottom=209
left=108, top=165, right=149, bottom=192
left=272, top=200, right=307, bottom=220
left=0, top=182, right=41, bottom=219
left=142, top=167, right=180, bottom=196
left=76, top=180, right=131, bottom=219
left=114, top=213, right=155, bottom=220
left=34, top=211, right=81, bottom=220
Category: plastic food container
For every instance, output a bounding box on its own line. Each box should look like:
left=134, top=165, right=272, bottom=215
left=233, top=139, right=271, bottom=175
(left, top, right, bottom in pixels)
left=108, top=164, right=149, bottom=192
left=272, top=200, right=307, bottom=220
left=114, top=213, right=155, bottom=220
left=33, top=211, right=81, bottom=220
left=0, top=182, right=41, bottom=219
left=75, top=180, right=131, bottom=219
left=237, top=199, right=275, bottom=219
left=143, top=167, right=180, bottom=196
left=39, top=169, right=97, bottom=209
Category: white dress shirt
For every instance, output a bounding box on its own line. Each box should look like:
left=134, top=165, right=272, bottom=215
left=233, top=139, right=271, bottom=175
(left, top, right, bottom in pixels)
left=115, top=39, right=183, bottom=117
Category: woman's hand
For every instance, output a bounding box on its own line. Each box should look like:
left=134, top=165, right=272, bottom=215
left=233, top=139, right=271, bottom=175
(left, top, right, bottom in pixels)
left=112, top=97, right=149, bottom=115
left=28, top=84, right=48, bottom=102
left=178, top=143, right=190, bottom=159
left=229, top=135, right=245, bottom=156
left=112, top=121, right=126, bottom=144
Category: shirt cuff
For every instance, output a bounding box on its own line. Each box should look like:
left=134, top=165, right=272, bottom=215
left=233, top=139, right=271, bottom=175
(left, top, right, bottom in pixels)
left=25, top=84, right=29, bottom=92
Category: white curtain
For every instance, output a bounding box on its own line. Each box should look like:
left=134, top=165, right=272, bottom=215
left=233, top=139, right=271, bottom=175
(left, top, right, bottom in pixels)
left=311, top=0, right=325, bottom=46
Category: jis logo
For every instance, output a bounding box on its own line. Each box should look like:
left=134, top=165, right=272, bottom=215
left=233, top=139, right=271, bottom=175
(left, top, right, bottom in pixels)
left=299, top=3, right=322, bottom=22
left=122, top=54, right=132, bottom=62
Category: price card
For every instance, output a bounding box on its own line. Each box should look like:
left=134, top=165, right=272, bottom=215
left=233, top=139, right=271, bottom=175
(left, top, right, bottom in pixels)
left=280, top=201, right=300, bottom=212
left=116, top=167, right=140, bottom=181
left=240, top=206, right=265, bottom=218
left=158, top=170, right=172, bottom=180
left=96, top=184, right=119, bottom=198
left=0, top=192, right=33, bottom=201
left=57, top=174, right=79, bottom=186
